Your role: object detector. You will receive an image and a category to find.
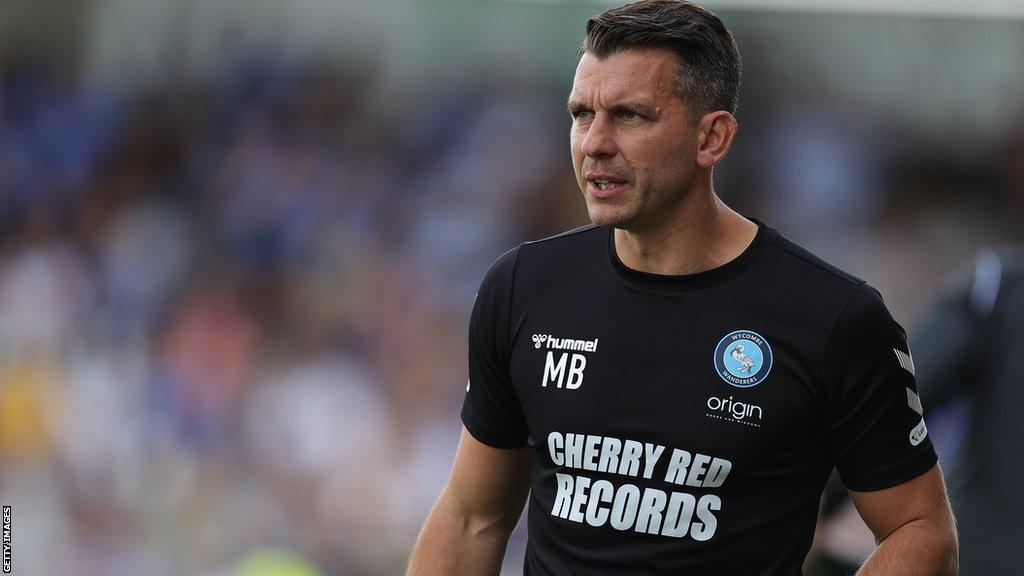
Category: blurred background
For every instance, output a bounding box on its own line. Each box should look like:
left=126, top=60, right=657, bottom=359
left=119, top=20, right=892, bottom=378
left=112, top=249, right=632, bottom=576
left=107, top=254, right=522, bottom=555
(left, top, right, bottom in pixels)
left=0, top=0, right=1022, bottom=574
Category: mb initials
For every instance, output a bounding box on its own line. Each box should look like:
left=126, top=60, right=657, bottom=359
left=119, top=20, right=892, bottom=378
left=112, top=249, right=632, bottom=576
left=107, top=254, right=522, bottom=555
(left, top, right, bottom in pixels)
left=537, top=334, right=598, bottom=390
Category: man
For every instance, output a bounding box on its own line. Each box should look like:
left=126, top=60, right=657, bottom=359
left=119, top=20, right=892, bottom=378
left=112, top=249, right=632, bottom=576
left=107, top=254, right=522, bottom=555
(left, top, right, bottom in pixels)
left=909, top=247, right=1024, bottom=574
left=407, top=1, right=958, bottom=574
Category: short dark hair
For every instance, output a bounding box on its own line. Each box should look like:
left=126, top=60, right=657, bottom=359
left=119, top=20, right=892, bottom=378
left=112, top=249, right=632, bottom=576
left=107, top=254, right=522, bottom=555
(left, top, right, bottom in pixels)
left=580, top=0, right=742, bottom=119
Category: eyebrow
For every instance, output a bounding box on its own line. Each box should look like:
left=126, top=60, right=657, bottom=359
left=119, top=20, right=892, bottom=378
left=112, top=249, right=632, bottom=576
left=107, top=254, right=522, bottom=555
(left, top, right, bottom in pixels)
left=566, top=99, right=658, bottom=117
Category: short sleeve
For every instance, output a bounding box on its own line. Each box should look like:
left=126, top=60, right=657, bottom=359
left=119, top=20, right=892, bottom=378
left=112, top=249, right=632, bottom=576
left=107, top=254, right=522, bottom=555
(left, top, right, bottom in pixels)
left=821, top=282, right=938, bottom=491
left=460, top=246, right=530, bottom=448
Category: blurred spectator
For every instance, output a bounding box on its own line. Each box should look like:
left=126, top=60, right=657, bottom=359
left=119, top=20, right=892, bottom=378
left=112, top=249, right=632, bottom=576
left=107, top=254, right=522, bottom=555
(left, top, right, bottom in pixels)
left=911, top=247, right=1024, bottom=574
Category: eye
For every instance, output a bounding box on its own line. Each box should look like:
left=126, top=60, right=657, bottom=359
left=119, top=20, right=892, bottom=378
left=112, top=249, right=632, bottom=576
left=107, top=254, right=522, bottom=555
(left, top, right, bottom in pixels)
left=618, top=110, right=640, bottom=121
left=571, top=109, right=593, bottom=121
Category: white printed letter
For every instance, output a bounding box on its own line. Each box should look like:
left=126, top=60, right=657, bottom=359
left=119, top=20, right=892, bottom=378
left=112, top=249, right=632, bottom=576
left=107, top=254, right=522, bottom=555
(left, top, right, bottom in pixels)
left=543, top=352, right=568, bottom=388
left=548, top=432, right=564, bottom=466
left=691, top=494, right=721, bottom=541
left=552, top=473, right=574, bottom=518
left=566, top=353, right=587, bottom=389
left=585, top=480, right=614, bottom=526
left=660, top=492, right=697, bottom=538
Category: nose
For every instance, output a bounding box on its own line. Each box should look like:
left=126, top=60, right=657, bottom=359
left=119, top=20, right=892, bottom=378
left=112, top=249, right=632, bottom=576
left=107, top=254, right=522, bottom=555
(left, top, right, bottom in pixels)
left=579, top=113, right=617, bottom=159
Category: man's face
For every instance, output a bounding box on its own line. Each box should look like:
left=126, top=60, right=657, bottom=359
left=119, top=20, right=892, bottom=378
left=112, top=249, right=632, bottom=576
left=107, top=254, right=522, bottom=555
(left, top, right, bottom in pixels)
left=568, top=48, right=700, bottom=230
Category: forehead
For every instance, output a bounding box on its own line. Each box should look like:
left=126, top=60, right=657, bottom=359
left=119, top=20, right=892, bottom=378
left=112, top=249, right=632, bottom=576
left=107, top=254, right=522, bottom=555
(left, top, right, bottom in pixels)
left=570, top=48, right=679, bottom=104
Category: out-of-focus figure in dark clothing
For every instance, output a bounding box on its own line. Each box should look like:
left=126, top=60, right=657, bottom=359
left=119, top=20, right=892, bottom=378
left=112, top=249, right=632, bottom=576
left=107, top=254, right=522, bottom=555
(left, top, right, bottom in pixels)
left=911, top=247, right=1024, bottom=575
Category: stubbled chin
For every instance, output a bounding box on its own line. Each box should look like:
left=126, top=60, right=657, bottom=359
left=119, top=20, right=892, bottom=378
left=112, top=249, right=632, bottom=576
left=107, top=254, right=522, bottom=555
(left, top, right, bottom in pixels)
left=586, top=202, right=634, bottom=228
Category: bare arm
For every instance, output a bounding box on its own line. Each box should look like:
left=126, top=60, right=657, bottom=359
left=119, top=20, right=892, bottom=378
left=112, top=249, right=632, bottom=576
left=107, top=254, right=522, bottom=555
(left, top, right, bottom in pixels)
left=407, top=427, right=532, bottom=576
left=850, top=464, right=958, bottom=576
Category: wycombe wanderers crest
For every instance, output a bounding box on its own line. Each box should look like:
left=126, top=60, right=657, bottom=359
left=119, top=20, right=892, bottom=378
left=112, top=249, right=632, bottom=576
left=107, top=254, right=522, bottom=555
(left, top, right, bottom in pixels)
left=714, top=330, right=773, bottom=388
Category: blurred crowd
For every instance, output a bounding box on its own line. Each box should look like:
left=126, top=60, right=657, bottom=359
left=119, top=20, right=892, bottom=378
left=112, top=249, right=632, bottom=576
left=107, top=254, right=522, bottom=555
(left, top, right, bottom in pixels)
left=0, top=52, right=586, bottom=575
left=1, top=14, right=1023, bottom=576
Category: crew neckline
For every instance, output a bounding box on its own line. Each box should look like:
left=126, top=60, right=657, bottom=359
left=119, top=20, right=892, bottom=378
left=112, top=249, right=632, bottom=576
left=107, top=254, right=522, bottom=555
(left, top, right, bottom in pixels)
left=607, top=217, right=773, bottom=291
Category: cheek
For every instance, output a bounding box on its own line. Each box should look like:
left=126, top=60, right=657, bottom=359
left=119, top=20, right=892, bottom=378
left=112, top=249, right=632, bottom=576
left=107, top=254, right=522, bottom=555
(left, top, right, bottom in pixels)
left=638, top=132, right=689, bottom=168
left=569, top=135, right=584, bottom=165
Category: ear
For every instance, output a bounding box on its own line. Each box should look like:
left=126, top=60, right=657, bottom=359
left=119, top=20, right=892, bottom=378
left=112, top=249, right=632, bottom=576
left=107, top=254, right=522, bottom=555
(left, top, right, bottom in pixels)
left=695, top=111, right=739, bottom=169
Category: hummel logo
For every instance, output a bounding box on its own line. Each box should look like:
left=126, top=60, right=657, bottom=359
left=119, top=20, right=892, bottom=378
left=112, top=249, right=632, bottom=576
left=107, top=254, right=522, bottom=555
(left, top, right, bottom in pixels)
left=532, top=333, right=599, bottom=352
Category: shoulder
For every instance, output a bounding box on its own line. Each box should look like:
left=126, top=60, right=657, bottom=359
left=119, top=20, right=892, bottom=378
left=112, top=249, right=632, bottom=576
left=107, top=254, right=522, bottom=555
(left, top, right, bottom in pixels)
left=763, top=227, right=866, bottom=291
left=973, top=246, right=1024, bottom=303
left=477, top=223, right=604, bottom=295
left=483, top=223, right=602, bottom=270
left=932, top=245, right=1024, bottom=321
left=757, top=224, right=877, bottom=315
left=522, top=223, right=603, bottom=252
left=752, top=223, right=900, bottom=351
left=514, top=222, right=606, bottom=279
left=831, top=281, right=902, bottom=345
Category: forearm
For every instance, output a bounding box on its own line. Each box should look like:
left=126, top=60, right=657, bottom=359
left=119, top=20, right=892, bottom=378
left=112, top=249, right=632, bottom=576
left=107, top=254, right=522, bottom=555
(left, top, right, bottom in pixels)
left=407, top=489, right=518, bottom=576
left=856, top=517, right=958, bottom=576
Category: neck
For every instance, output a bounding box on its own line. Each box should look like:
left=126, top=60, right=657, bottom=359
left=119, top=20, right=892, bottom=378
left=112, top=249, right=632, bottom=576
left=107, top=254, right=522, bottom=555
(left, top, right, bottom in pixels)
left=613, top=190, right=758, bottom=276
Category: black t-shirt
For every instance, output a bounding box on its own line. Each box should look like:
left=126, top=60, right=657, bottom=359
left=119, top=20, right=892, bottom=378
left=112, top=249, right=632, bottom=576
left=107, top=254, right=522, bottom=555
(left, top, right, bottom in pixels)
left=461, top=219, right=937, bottom=576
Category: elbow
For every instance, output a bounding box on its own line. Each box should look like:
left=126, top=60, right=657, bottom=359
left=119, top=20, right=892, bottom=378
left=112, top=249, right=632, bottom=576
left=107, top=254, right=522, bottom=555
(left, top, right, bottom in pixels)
left=440, top=488, right=520, bottom=541
left=934, top=516, right=959, bottom=576
left=460, top=500, right=521, bottom=540
left=937, top=545, right=958, bottom=576
left=880, top=515, right=958, bottom=575
left=940, top=530, right=959, bottom=576
left=466, top=512, right=518, bottom=540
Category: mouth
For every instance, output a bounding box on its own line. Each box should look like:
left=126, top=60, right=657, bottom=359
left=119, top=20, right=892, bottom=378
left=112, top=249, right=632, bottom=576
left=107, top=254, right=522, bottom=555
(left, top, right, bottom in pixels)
left=586, top=173, right=628, bottom=199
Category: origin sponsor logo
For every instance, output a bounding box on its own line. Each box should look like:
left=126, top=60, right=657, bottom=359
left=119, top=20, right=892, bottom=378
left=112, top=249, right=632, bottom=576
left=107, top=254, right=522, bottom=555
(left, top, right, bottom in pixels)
left=706, top=395, right=763, bottom=422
